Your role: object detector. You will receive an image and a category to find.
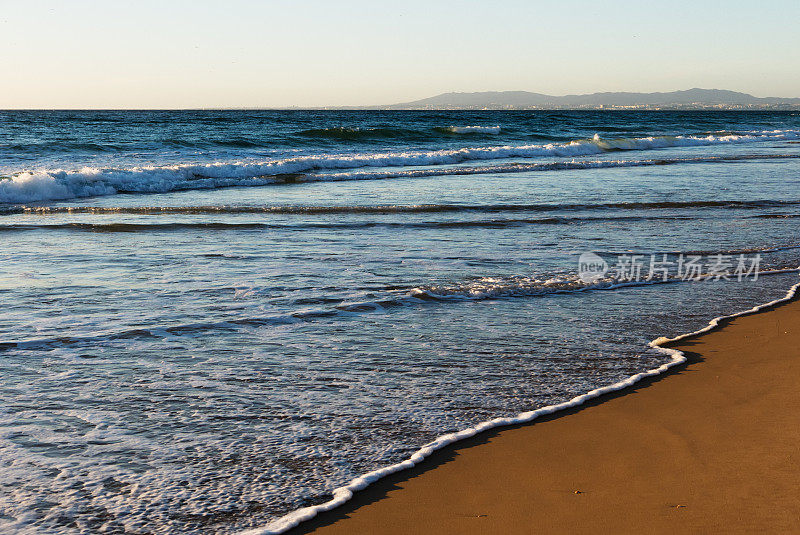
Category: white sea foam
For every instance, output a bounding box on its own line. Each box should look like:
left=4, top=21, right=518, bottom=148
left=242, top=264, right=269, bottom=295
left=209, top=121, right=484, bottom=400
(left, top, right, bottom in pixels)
left=446, top=125, right=501, bottom=134
left=312, top=153, right=798, bottom=183
left=241, top=274, right=800, bottom=535
left=2, top=129, right=799, bottom=204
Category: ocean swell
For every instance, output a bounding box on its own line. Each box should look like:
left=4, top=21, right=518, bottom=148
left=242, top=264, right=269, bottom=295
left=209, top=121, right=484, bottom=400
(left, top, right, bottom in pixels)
left=2, top=129, right=799, bottom=204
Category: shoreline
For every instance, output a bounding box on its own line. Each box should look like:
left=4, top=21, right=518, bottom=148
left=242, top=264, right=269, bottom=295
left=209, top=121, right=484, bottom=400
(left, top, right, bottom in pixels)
left=246, top=278, right=800, bottom=534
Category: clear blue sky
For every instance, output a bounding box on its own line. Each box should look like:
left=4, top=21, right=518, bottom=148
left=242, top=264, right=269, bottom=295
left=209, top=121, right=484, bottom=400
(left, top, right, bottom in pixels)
left=2, top=0, right=799, bottom=108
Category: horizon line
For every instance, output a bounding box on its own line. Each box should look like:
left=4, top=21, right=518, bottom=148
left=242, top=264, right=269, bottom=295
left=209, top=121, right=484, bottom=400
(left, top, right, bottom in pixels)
left=4, top=87, right=800, bottom=111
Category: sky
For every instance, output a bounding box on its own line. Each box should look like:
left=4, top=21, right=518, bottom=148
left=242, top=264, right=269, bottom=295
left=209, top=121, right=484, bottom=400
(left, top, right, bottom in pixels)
left=1, top=0, right=799, bottom=109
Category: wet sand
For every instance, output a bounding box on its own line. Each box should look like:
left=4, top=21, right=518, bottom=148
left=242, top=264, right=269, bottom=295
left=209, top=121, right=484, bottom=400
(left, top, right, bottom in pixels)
left=291, top=296, right=800, bottom=534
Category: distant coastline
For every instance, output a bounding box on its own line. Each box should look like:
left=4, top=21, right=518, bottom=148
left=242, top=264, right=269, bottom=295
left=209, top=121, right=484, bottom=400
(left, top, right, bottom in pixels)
left=339, top=88, right=800, bottom=111
left=5, top=88, right=800, bottom=111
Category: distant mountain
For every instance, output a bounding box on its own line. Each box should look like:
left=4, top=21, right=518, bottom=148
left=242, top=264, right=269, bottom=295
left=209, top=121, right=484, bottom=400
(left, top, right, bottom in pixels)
left=383, top=89, right=800, bottom=110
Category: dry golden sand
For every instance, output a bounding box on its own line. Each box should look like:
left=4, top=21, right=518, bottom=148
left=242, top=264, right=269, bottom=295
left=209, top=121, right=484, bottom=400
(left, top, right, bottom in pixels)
left=290, top=298, right=800, bottom=534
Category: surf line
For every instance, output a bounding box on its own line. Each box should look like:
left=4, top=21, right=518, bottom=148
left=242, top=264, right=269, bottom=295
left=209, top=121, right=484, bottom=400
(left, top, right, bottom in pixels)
left=241, top=273, right=800, bottom=534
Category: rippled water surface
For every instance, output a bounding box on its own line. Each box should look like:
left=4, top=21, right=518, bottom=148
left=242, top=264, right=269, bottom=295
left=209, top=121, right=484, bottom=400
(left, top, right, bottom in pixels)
left=1, top=110, right=799, bottom=533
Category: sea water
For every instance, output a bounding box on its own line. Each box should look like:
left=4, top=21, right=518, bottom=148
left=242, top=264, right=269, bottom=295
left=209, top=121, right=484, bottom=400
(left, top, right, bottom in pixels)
left=1, top=110, right=799, bottom=533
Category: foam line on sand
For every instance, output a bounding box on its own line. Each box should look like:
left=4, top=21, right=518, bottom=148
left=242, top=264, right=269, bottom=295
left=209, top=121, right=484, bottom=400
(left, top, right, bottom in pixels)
left=241, top=275, right=800, bottom=534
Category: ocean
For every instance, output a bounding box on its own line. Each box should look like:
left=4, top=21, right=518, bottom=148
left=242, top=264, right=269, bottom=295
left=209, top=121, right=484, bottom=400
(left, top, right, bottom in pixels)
left=1, top=110, right=800, bottom=534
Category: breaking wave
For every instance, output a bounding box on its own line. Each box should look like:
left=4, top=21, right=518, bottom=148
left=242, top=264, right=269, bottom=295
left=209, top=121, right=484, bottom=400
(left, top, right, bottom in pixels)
left=435, top=125, right=502, bottom=134
left=2, top=129, right=799, bottom=204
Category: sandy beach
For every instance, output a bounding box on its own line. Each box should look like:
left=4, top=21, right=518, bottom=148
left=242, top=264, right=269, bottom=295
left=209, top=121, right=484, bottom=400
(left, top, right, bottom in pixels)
left=293, top=294, right=800, bottom=534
